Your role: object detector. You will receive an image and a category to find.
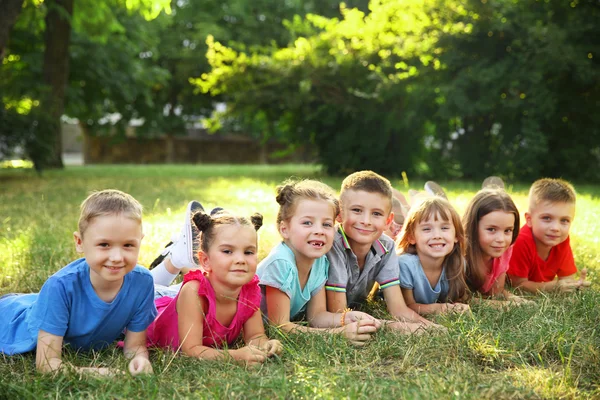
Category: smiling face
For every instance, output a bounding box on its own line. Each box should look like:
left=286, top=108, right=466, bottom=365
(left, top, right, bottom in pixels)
left=200, top=224, right=258, bottom=289
left=280, top=198, right=336, bottom=266
left=74, top=213, right=143, bottom=287
left=477, top=210, right=515, bottom=262
left=339, top=189, right=393, bottom=250
left=526, top=200, right=575, bottom=257
left=409, top=211, right=458, bottom=264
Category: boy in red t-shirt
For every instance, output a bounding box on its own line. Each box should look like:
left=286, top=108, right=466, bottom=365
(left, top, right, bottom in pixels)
left=507, top=178, right=590, bottom=293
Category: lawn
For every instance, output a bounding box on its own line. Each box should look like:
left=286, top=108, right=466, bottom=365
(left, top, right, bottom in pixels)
left=0, top=165, right=599, bottom=399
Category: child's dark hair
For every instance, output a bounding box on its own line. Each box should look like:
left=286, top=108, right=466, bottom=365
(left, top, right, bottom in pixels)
left=340, top=170, right=393, bottom=205
left=275, top=179, right=339, bottom=226
left=192, top=210, right=263, bottom=252
left=463, top=188, right=520, bottom=292
left=397, top=197, right=468, bottom=302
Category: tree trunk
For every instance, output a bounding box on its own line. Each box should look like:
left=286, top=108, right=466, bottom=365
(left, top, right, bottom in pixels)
left=0, top=0, right=24, bottom=58
left=37, top=0, right=74, bottom=169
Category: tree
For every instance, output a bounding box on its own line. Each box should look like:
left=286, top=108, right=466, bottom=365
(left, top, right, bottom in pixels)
left=196, top=0, right=455, bottom=175
left=0, top=0, right=25, bottom=57
left=1, top=0, right=171, bottom=171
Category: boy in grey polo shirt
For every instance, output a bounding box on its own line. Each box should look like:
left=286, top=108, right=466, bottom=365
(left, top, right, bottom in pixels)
left=325, top=171, right=437, bottom=331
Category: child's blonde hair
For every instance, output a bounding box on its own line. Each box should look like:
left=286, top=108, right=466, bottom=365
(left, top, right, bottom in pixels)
left=397, top=197, right=468, bottom=301
left=529, top=178, right=576, bottom=211
left=275, top=179, right=339, bottom=226
left=340, top=171, right=393, bottom=208
left=193, top=210, right=263, bottom=253
left=78, top=189, right=142, bottom=237
left=463, top=189, right=520, bottom=292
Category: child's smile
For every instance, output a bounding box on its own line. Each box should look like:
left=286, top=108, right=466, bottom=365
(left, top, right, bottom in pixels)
left=410, top=213, right=457, bottom=263
left=280, top=199, right=336, bottom=266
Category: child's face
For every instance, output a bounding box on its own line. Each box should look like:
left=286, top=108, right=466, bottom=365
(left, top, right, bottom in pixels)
left=478, top=211, right=515, bottom=261
left=526, top=200, right=575, bottom=250
left=409, top=212, right=457, bottom=262
left=280, top=199, right=336, bottom=262
left=201, top=224, right=258, bottom=289
left=74, top=214, right=143, bottom=285
left=339, top=190, right=393, bottom=247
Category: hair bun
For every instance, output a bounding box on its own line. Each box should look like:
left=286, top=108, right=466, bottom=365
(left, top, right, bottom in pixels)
left=192, top=211, right=213, bottom=232
left=275, top=183, right=295, bottom=206
left=250, top=213, right=263, bottom=231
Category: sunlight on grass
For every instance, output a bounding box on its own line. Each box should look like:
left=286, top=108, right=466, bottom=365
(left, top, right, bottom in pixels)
left=1, top=166, right=599, bottom=398
left=507, top=366, right=578, bottom=398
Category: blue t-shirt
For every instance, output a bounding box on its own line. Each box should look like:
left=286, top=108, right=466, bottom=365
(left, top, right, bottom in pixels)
left=398, top=253, right=449, bottom=304
left=257, top=242, right=329, bottom=321
left=0, top=258, right=157, bottom=355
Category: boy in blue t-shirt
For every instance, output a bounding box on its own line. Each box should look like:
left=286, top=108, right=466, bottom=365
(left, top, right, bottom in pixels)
left=0, top=190, right=157, bottom=376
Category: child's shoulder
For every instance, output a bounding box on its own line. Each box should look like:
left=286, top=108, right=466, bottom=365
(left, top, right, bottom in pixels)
left=47, top=257, right=89, bottom=282
left=377, top=233, right=396, bottom=253
left=398, top=252, right=419, bottom=267
left=126, top=265, right=154, bottom=285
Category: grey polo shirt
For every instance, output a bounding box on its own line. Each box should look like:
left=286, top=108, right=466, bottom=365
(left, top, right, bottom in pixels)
left=325, top=227, right=400, bottom=307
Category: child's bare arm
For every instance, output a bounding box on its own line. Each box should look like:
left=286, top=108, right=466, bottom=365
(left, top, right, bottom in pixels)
left=401, top=288, right=470, bottom=315
left=36, top=330, right=64, bottom=373
left=509, top=274, right=581, bottom=293
left=265, top=286, right=378, bottom=345
left=325, top=289, right=348, bottom=313
left=243, top=309, right=282, bottom=357
left=383, top=285, right=437, bottom=324
left=36, top=330, right=119, bottom=376
left=123, top=330, right=153, bottom=376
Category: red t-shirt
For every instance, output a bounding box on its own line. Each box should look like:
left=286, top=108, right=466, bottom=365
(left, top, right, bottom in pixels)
left=507, top=224, right=577, bottom=282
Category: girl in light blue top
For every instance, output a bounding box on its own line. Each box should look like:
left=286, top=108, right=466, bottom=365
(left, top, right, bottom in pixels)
left=257, top=179, right=380, bottom=345
left=396, top=197, right=470, bottom=315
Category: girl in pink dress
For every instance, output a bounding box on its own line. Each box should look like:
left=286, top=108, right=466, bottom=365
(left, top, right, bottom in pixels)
left=147, top=210, right=282, bottom=365
left=463, top=188, right=532, bottom=305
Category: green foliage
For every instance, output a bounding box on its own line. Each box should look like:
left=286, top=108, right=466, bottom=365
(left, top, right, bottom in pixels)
left=197, top=0, right=600, bottom=181
left=1, top=165, right=600, bottom=398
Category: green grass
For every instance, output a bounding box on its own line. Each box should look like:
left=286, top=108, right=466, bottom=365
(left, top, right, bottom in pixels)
left=1, top=165, right=599, bottom=399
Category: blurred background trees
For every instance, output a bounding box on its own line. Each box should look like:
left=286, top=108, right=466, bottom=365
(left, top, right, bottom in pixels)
left=2, top=0, right=599, bottom=181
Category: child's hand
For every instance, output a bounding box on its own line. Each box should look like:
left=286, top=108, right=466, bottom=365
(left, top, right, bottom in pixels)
left=344, top=311, right=382, bottom=329
left=579, top=269, right=591, bottom=289
left=506, top=295, right=535, bottom=305
left=232, top=345, right=268, bottom=366
left=342, top=319, right=378, bottom=346
left=557, top=279, right=582, bottom=293
left=262, top=339, right=283, bottom=357
left=444, top=303, right=470, bottom=313
left=128, top=356, right=153, bottom=376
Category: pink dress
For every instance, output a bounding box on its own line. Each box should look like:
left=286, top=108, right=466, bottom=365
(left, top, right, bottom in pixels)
left=481, top=246, right=513, bottom=294
left=147, top=270, right=261, bottom=349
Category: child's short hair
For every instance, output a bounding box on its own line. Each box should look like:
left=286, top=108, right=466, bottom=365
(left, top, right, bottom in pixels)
left=529, top=178, right=576, bottom=211
left=340, top=170, right=393, bottom=204
left=193, top=210, right=263, bottom=252
left=79, top=189, right=143, bottom=237
left=397, top=197, right=467, bottom=301
left=275, top=179, right=339, bottom=226
left=463, top=188, right=520, bottom=291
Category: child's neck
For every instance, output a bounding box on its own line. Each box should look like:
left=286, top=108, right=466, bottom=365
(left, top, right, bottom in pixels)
left=417, top=251, right=444, bottom=272
left=533, top=238, right=552, bottom=261
left=285, top=241, right=315, bottom=290
left=481, top=253, right=493, bottom=272
left=208, top=278, right=243, bottom=305
left=89, top=275, right=123, bottom=303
